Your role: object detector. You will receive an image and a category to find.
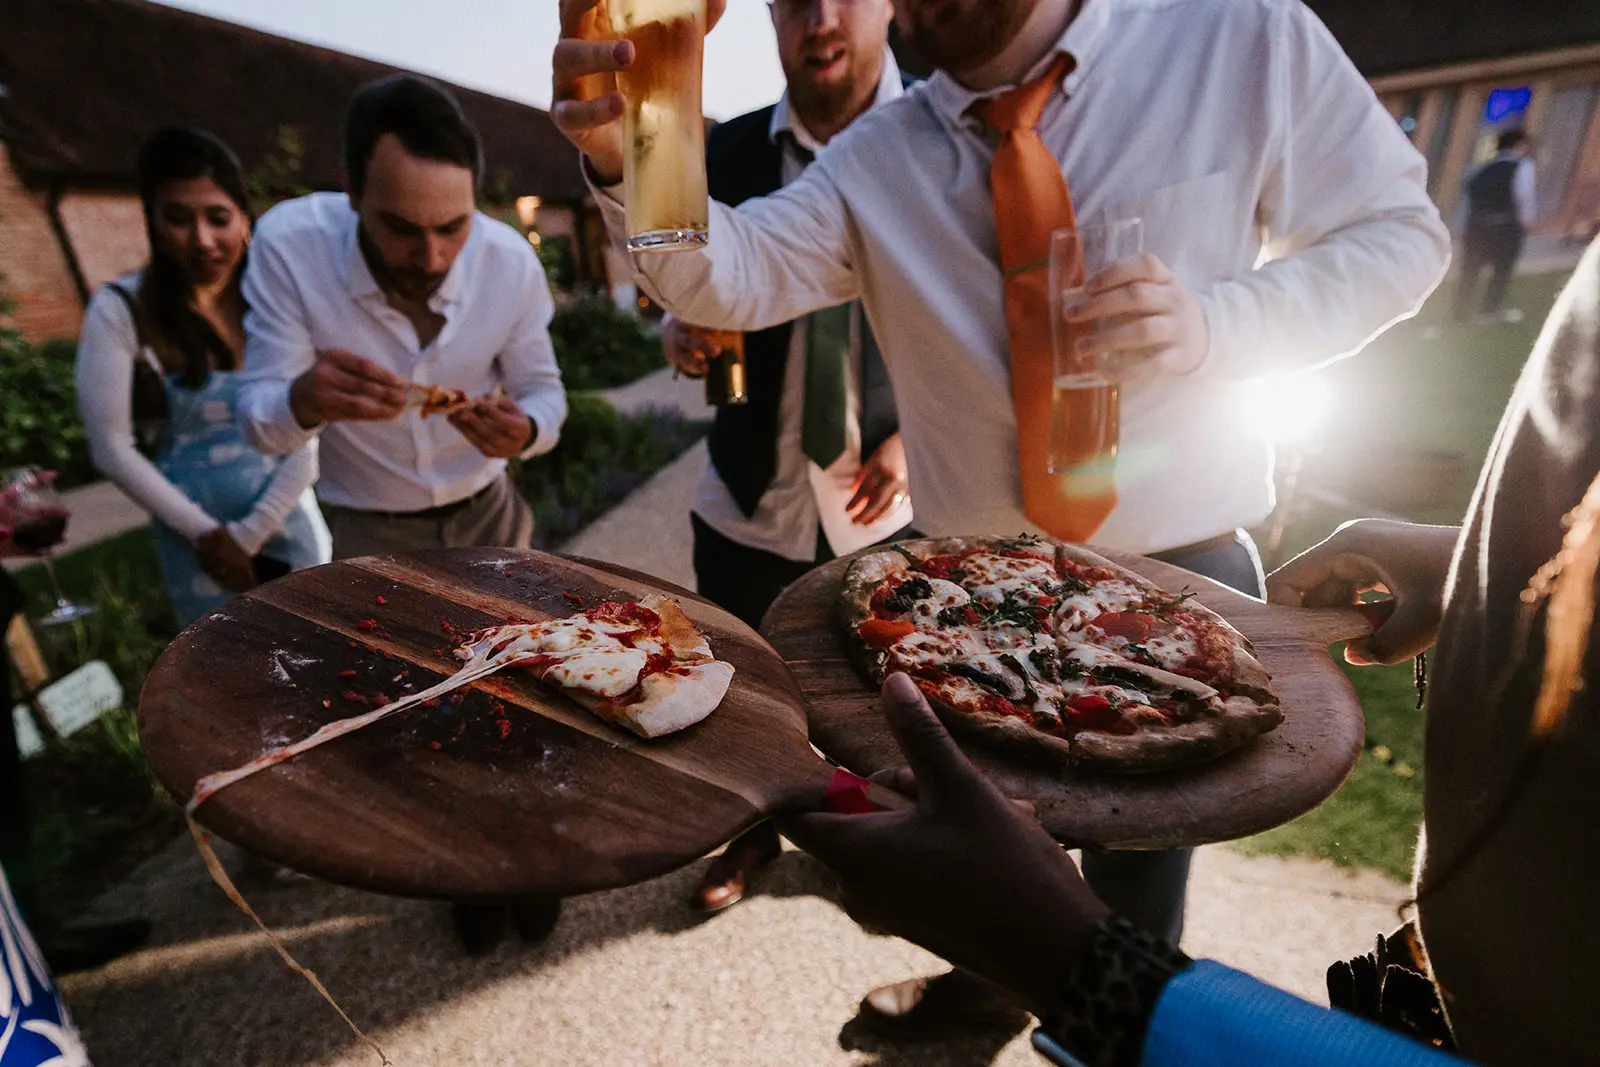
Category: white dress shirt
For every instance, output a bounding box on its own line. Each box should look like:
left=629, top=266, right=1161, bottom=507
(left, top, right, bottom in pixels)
left=236, top=192, right=568, bottom=512
left=76, top=271, right=319, bottom=553
left=600, top=0, right=1450, bottom=554
left=692, top=48, right=914, bottom=561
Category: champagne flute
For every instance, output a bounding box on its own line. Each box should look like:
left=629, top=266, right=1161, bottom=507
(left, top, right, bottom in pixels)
left=2, top=465, right=98, bottom=626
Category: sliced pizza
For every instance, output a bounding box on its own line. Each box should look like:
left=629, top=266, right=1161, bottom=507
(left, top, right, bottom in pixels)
left=839, top=535, right=1280, bottom=773
left=455, top=595, right=735, bottom=738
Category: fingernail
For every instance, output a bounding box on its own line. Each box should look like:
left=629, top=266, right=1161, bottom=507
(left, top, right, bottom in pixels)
left=1062, top=301, right=1083, bottom=317
left=885, top=673, right=920, bottom=703
left=615, top=41, right=634, bottom=63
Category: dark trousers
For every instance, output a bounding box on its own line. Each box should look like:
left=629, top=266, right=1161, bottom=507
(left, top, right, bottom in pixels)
left=1454, top=224, right=1525, bottom=319
left=1077, top=530, right=1266, bottom=946
left=692, top=514, right=914, bottom=630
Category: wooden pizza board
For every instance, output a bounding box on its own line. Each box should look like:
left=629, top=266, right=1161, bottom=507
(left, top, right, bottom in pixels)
left=762, top=546, right=1376, bottom=850
left=139, top=549, right=885, bottom=901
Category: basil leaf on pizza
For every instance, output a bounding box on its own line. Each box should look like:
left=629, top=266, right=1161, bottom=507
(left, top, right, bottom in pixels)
left=838, top=536, right=1281, bottom=773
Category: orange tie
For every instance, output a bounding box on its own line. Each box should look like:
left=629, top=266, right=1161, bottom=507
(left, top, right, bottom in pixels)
left=976, top=54, right=1118, bottom=543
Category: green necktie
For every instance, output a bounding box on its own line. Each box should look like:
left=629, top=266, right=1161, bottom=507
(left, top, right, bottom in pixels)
left=802, top=302, right=852, bottom=469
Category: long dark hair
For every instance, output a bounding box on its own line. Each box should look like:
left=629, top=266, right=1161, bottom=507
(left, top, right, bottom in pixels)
left=134, top=127, right=253, bottom=388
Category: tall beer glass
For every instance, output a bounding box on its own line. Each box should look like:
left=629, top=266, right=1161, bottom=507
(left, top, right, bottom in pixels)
left=605, top=0, right=710, bottom=252
left=1047, top=218, right=1143, bottom=473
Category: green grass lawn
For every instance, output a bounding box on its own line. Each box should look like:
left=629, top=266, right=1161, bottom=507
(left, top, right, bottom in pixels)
left=1236, top=268, right=1575, bottom=882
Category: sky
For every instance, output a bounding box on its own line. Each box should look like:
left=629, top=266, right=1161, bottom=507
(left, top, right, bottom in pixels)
left=152, top=0, right=788, bottom=120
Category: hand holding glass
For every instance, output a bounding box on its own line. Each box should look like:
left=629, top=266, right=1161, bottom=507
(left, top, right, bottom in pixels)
left=1047, top=219, right=1142, bottom=473
left=603, top=0, right=710, bottom=253
left=2, top=465, right=97, bottom=625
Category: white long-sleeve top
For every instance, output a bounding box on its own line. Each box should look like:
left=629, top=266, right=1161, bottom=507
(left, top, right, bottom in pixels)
left=75, top=273, right=319, bottom=554
left=235, top=193, right=569, bottom=512
left=600, top=0, right=1451, bottom=553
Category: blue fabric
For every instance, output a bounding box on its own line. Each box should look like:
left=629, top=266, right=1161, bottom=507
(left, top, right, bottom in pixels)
left=151, top=371, right=324, bottom=626
left=0, top=867, right=88, bottom=1067
left=1143, top=961, right=1469, bottom=1067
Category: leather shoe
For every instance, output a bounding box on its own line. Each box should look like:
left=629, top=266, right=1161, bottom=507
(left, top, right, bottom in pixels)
left=451, top=903, right=508, bottom=956
left=693, top=824, right=781, bottom=915
left=860, top=970, right=1030, bottom=1035
left=41, top=918, right=152, bottom=975
left=510, top=899, right=562, bottom=944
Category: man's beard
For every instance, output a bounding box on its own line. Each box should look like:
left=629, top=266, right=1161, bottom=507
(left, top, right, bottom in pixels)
left=359, top=225, right=446, bottom=302
left=897, top=0, right=1037, bottom=72
left=788, top=70, right=865, bottom=134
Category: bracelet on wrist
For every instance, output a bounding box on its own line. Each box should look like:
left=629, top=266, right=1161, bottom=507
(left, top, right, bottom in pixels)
left=1033, top=916, right=1193, bottom=1067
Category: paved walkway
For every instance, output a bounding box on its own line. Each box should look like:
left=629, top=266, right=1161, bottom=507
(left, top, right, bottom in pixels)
left=63, top=836, right=1405, bottom=1067
left=54, top=358, right=1420, bottom=1065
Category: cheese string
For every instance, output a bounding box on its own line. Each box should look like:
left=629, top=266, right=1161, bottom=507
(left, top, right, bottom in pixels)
left=184, top=642, right=518, bottom=1066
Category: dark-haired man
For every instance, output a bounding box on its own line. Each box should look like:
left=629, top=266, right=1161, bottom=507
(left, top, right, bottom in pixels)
left=554, top=0, right=1449, bottom=1026
left=237, top=74, right=568, bottom=955
left=1454, top=128, right=1537, bottom=323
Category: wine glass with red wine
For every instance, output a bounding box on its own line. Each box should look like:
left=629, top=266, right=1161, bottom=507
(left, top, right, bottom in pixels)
left=2, top=466, right=98, bottom=625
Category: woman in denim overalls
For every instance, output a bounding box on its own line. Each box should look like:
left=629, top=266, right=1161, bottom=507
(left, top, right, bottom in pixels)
left=76, top=128, right=328, bottom=627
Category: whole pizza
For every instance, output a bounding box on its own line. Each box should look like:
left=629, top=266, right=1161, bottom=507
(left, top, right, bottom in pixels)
left=838, top=535, right=1281, bottom=773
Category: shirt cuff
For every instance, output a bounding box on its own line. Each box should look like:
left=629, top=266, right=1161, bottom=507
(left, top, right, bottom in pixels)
left=252, top=383, right=321, bottom=456
left=226, top=519, right=268, bottom=557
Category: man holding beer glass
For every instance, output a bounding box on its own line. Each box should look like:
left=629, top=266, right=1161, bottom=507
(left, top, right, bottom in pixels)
left=659, top=0, right=914, bottom=916
left=555, top=0, right=1449, bottom=1027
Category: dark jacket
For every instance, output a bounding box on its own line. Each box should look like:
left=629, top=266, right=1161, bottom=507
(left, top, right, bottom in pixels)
left=702, top=102, right=900, bottom=517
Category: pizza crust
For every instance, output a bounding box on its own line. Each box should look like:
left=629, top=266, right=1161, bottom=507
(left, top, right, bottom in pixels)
left=579, top=660, right=736, bottom=739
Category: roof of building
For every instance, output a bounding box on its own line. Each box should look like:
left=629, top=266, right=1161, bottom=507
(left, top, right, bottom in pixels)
left=892, top=1, right=1600, bottom=79
left=0, top=0, right=587, bottom=201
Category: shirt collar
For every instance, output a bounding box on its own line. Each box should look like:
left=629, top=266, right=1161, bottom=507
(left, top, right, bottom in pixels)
left=924, top=0, right=1113, bottom=125
left=768, top=45, right=904, bottom=152
left=341, top=199, right=474, bottom=313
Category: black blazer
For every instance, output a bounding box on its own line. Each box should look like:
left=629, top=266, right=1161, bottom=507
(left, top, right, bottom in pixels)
left=703, top=101, right=901, bottom=518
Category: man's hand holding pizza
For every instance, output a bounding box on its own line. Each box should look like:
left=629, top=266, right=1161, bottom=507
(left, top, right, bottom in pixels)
left=1063, top=253, right=1209, bottom=382
left=289, top=348, right=408, bottom=427
left=1267, top=519, right=1460, bottom=665
left=778, top=673, right=1109, bottom=1016
left=450, top=395, right=534, bottom=460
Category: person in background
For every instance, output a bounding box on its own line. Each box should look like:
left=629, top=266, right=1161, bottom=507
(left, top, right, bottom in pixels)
left=554, top=0, right=1449, bottom=1027
left=782, top=239, right=1600, bottom=1066
left=1453, top=128, right=1536, bottom=324
left=1, top=485, right=149, bottom=991
left=75, top=127, right=330, bottom=628
left=664, top=0, right=913, bottom=917
left=235, top=75, right=569, bottom=955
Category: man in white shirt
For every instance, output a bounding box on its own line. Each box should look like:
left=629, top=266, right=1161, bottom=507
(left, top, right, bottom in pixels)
left=1453, top=128, right=1537, bottom=323
left=554, top=0, right=1449, bottom=1025
left=663, top=0, right=913, bottom=916
left=236, top=75, right=569, bottom=956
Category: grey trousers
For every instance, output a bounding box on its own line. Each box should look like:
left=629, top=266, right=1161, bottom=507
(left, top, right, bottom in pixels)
left=1077, top=529, right=1267, bottom=946
left=322, top=473, right=535, bottom=561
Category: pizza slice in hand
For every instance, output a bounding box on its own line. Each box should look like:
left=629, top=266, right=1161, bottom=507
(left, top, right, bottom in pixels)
left=404, top=382, right=476, bottom=419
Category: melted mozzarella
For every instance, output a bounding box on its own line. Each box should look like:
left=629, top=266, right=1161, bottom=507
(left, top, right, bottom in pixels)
left=961, top=552, right=1058, bottom=588
left=1054, top=580, right=1147, bottom=630
left=1142, top=630, right=1200, bottom=668
left=967, top=577, right=1040, bottom=608
left=539, top=647, right=650, bottom=698
left=464, top=615, right=671, bottom=698
left=906, top=578, right=973, bottom=623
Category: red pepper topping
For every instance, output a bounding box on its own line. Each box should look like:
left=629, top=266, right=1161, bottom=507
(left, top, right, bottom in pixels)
left=428, top=741, right=442, bottom=751
left=858, top=618, right=917, bottom=650
left=562, top=591, right=585, bottom=607
left=338, top=669, right=357, bottom=678
left=496, top=719, right=512, bottom=740
left=376, top=596, right=388, bottom=606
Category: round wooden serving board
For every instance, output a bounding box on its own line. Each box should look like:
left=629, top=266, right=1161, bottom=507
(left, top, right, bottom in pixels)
left=762, top=545, right=1376, bottom=850
left=139, top=549, right=868, bottom=901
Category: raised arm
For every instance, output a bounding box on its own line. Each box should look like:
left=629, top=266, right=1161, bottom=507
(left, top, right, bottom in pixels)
left=75, top=287, right=218, bottom=542
left=1202, top=1, right=1451, bottom=379
left=551, top=0, right=857, bottom=331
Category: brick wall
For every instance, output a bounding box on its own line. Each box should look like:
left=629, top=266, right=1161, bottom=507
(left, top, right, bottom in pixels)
left=58, top=191, right=148, bottom=292
left=0, top=144, right=85, bottom=341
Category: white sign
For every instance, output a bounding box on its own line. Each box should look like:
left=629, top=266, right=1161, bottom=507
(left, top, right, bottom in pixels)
left=10, top=705, right=43, bottom=759
left=36, top=661, right=123, bottom=739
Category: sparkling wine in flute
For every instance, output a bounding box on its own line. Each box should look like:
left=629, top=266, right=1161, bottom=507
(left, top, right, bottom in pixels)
left=606, top=0, right=709, bottom=253
left=1049, top=381, right=1120, bottom=474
